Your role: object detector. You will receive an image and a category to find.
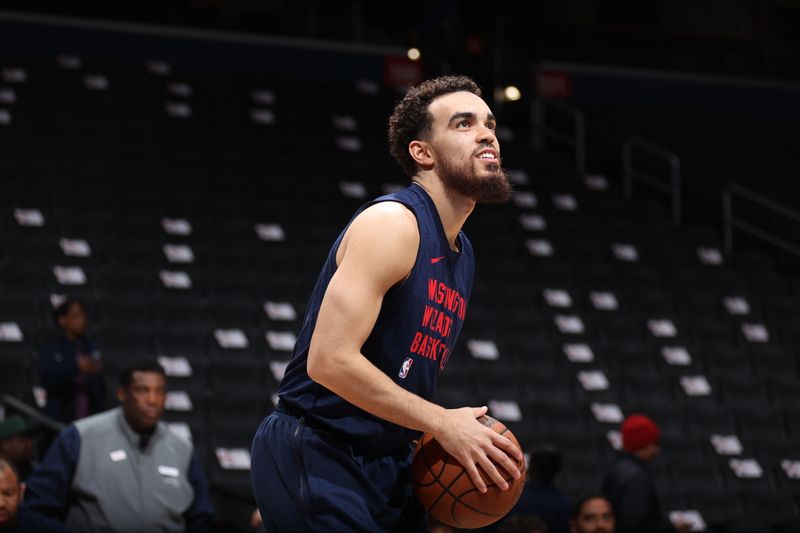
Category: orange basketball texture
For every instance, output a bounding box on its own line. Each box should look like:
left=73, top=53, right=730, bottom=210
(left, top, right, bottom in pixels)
left=412, top=415, right=526, bottom=528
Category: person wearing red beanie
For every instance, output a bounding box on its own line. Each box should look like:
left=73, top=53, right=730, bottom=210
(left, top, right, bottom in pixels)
left=602, top=414, right=689, bottom=533
left=621, top=414, right=661, bottom=455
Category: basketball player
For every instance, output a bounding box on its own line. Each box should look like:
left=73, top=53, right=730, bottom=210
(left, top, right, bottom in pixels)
left=251, top=75, right=522, bottom=531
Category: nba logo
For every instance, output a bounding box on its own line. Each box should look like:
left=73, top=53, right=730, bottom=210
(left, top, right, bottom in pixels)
left=399, top=357, right=414, bottom=379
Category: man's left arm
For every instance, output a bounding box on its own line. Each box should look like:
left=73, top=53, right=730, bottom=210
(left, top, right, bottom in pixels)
left=23, top=425, right=80, bottom=521
left=184, top=451, right=213, bottom=533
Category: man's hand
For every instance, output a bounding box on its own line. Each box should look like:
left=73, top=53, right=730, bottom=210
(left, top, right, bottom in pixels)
left=432, top=406, right=522, bottom=493
left=76, top=356, right=103, bottom=374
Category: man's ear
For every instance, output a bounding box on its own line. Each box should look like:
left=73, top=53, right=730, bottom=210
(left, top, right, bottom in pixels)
left=408, top=140, right=434, bottom=168
left=116, top=387, right=126, bottom=404
left=20, top=481, right=26, bottom=500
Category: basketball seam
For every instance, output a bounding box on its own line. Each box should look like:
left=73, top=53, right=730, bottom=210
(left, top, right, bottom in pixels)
left=449, top=495, right=503, bottom=526
left=447, top=425, right=522, bottom=525
left=427, top=465, right=467, bottom=512
left=415, top=437, right=450, bottom=490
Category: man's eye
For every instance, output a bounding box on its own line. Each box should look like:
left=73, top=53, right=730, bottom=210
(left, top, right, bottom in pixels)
left=457, top=120, right=470, bottom=128
left=486, top=123, right=496, bottom=130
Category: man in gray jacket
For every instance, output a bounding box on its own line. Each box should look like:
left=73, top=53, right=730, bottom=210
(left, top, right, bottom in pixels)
left=24, top=360, right=213, bottom=532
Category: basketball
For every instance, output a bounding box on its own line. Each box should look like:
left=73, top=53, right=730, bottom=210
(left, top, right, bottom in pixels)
left=412, top=415, right=526, bottom=528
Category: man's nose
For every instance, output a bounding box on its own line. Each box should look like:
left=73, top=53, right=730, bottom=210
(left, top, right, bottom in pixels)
left=477, top=124, right=497, bottom=146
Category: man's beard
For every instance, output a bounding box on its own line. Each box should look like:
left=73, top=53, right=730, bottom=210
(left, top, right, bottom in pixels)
left=437, top=149, right=513, bottom=203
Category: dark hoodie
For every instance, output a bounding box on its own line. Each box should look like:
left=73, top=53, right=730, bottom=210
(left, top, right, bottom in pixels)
left=602, top=452, right=676, bottom=533
left=38, top=334, right=105, bottom=423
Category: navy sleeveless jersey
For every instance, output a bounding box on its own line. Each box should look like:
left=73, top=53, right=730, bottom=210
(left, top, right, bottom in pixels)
left=278, top=183, right=475, bottom=454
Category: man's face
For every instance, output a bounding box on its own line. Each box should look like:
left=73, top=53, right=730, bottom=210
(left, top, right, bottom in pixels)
left=571, top=497, right=615, bottom=533
left=58, top=302, right=88, bottom=337
left=0, top=435, right=33, bottom=463
left=647, top=443, right=661, bottom=461
left=637, top=442, right=661, bottom=463
left=117, top=371, right=166, bottom=433
left=426, top=91, right=512, bottom=203
left=0, top=467, right=21, bottom=527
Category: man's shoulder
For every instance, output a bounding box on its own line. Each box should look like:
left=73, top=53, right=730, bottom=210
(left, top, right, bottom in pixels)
left=608, top=454, right=648, bottom=483
left=616, top=453, right=646, bottom=468
left=73, top=408, right=118, bottom=434
left=39, top=335, right=67, bottom=353
left=343, top=202, right=420, bottom=271
left=356, top=200, right=418, bottom=229
left=157, top=421, right=194, bottom=454
left=360, top=184, right=430, bottom=224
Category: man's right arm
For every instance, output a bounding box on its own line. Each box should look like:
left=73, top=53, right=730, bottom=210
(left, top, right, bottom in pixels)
left=23, top=425, right=80, bottom=521
left=306, top=202, right=522, bottom=493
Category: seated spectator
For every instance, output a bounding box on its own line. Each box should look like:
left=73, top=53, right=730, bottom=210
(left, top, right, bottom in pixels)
left=24, top=359, right=213, bottom=532
left=0, top=458, right=69, bottom=532
left=491, top=444, right=571, bottom=533
left=0, top=416, right=36, bottom=482
left=498, top=514, right=550, bottom=533
left=569, top=494, right=615, bottom=533
left=38, top=299, right=105, bottom=423
left=602, top=414, right=688, bottom=533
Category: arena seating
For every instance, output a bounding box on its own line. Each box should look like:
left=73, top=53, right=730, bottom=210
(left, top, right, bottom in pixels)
left=1, top=47, right=799, bottom=532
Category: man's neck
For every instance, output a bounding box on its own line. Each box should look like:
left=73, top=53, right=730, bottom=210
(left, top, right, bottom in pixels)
left=120, top=409, right=156, bottom=436
left=412, top=175, right=475, bottom=251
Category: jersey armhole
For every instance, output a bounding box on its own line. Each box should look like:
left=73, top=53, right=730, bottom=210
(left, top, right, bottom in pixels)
left=328, top=198, right=422, bottom=302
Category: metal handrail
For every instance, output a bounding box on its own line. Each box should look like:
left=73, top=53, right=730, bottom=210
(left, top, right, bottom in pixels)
left=1, top=394, right=65, bottom=433
left=723, top=183, right=800, bottom=257
left=622, top=136, right=682, bottom=225
left=532, top=99, right=586, bottom=178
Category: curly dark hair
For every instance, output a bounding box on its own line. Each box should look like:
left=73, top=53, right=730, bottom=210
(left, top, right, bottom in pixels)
left=388, top=75, right=482, bottom=177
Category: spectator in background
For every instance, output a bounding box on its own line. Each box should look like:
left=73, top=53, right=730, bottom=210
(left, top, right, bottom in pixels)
left=602, top=415, right=688, bottom=533
left=0, top=415, right=36, bottom=482
left=0, top=459, right=69, bottom=532
left=24, top=360, right=213, bottom=532
left=38, top=299, right=105, bottom=423
left=492, top=444, right=571, bottom=533
left=569, top=494, right=615, bottom=533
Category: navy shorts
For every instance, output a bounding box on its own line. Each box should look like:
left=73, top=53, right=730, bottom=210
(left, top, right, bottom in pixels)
left=250, top=405, right=427, bottom=532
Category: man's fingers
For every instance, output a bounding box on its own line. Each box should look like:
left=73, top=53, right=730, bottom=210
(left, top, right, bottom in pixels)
left=464, top=462, right=488, bottom=493
left=490, top=432, right=524, bottom=462
left=487, top=445, right=522, bottom=480
left=472, top=405, right=488, bottom=418
left=476, top=455, right=509, bottom=491
left=441, top=408, right=524, bottom=494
